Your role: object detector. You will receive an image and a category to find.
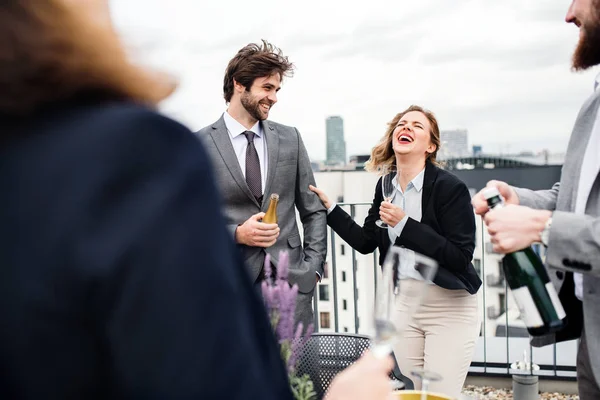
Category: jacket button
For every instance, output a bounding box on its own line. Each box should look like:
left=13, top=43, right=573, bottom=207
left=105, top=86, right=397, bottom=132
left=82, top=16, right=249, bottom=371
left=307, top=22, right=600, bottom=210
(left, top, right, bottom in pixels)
left=563, top=258, right=572, bottom=267
left=556, top=271, right=564, bottom=279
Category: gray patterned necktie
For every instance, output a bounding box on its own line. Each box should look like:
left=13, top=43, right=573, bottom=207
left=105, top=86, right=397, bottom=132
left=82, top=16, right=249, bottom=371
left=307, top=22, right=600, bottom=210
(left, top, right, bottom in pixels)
left=243, top=131, right=262, bottom=203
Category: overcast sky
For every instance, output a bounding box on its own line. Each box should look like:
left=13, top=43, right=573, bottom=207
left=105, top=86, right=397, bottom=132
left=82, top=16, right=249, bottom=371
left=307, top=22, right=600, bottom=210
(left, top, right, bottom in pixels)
left=110, top=0, right=598, bottom=161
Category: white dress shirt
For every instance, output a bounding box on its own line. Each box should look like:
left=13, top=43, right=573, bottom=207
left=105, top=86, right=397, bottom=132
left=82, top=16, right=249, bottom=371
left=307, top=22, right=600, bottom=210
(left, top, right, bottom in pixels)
left=573, top=73, right=600, bottom=301
left=387, top=168, right=425, bottom=279
left=223, top=112, right=321, bottom=281
left=222, top=111, right=268, bottom=192
left=387, top=168, right=425, bottom=244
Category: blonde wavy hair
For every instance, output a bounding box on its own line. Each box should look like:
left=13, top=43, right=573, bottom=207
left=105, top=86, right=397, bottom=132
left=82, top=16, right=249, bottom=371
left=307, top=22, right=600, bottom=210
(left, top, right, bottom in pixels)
left=364, top=105, right=441, bottom=173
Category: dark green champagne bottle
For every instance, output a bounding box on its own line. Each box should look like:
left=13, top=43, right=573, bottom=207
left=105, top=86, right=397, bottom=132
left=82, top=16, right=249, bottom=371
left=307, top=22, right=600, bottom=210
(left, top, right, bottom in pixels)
left=483, top=187, right=567, bottom=336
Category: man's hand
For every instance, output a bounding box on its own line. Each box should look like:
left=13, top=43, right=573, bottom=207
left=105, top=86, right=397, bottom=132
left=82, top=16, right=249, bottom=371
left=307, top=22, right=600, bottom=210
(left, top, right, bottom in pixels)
left=326, top=351, right=394, bottom=400
left=484, top=205, right=552, bottom=253
left=472, top=180, right=520, bottom=215
left=379, top=201, right=406, bottom=228
left=235, top=212, right=279, bottom=247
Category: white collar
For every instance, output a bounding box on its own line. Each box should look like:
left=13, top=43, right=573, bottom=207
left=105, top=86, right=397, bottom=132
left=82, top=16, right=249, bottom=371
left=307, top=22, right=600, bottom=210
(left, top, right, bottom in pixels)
left=223, top=111, right=262, bottom=139
left=392, top=167, right=426, bottom=193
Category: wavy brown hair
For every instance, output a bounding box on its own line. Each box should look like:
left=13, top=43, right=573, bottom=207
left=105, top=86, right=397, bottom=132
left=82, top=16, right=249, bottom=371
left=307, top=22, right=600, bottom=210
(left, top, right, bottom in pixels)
left=0, top=1, right=175, bottom=117
left=223, top=39, right=294, bottom=103
left=364, top=105, right=441, bottom=173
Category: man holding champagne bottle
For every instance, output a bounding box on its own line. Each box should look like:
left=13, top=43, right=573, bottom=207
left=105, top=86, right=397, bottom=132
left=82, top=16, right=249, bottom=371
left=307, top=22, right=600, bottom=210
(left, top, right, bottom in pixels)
left=472, top=2, right=600, bottom=397
left=198, top=40, right=327, bottom=327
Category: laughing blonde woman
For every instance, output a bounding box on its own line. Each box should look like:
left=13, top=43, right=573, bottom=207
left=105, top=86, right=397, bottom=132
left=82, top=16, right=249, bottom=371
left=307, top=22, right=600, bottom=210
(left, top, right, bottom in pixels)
left=310, top=105, right=481, bottom=398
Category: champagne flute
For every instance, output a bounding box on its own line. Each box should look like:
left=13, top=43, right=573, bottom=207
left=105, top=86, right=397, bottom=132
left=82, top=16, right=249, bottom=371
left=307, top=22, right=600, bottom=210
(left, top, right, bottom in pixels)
left=371, top=246, right=438, bottom=359
left=375, top=165, right=397, bottom=228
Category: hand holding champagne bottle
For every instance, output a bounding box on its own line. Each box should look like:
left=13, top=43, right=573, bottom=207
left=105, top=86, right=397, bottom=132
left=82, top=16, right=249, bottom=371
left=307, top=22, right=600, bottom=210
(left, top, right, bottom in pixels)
left=483, top=188, right=567, bottom=336
left=234, top=193, right=280, bottom=247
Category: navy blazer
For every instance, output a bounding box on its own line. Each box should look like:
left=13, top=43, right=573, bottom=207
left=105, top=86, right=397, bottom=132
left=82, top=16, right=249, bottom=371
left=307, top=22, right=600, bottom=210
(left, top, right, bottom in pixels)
left=0, top=100, right=292, bottom=399
left=327, top=161, right=482, bottom=294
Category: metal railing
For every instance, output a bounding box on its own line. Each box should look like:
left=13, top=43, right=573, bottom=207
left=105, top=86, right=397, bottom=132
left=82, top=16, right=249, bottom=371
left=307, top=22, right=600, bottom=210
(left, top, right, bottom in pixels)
left=312, top=203, right=577, bottom=380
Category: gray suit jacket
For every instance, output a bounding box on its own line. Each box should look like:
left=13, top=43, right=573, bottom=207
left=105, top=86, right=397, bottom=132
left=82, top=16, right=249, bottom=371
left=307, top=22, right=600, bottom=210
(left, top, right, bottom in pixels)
left=513, top=88, right=600, bottom=381
left=198, top=115, right=327, bottom=294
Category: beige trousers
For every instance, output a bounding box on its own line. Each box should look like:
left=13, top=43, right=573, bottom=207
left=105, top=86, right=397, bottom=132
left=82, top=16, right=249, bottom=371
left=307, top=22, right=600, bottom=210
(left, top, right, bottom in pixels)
left=392, top=282, right=480, bottom=398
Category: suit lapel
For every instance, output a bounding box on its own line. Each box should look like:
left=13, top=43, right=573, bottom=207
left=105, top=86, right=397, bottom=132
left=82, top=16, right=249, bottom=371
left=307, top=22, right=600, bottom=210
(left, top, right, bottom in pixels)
left=421, top=161, right=438, bottom=213
left=209, top=116, right=260, bottom=207
left=564, top=90, right=600, bottom=211
left=261, top=120, right=279, bottom=208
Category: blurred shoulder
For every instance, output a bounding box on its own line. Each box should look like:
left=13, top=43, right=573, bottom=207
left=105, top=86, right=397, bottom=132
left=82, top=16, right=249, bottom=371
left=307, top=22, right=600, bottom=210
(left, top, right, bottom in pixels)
left=67, top=101, right=194, bottom=141
left=47, top=101, right=204, bottom=159
left=14, top=100, right=212, bottom=188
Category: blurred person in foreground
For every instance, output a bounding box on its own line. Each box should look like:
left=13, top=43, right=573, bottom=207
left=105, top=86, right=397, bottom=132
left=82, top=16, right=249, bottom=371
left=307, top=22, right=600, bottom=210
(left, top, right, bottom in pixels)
left=0, top=1, right=394, bottom=399
left=472, top=1, right=600, bottom=397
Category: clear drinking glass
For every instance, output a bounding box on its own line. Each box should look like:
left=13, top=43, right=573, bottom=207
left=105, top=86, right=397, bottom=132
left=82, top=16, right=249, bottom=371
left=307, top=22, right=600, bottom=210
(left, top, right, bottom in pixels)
left=375, top=165, right=397, bottom=228
left=411, top=369, right=444, bottom=400
left=371, top=246, right=438, bottom=359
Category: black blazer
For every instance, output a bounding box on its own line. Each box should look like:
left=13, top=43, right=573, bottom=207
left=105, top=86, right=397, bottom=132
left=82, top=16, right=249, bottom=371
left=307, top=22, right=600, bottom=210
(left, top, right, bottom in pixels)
left=328, top=161, right=482, bottom=294
left=0, top=100, right=292, bottom=399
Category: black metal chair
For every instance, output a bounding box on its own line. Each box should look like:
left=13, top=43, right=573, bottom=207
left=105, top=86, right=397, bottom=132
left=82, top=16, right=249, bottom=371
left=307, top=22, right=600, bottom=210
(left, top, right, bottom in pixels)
left=295, top=333, right=414, bottom=399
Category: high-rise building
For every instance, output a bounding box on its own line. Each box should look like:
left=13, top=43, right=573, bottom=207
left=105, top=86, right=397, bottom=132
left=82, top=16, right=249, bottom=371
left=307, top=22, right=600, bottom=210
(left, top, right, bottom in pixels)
left=439, top=129, right=469, bottom=160
left=326, top=116, right=346, bottom=165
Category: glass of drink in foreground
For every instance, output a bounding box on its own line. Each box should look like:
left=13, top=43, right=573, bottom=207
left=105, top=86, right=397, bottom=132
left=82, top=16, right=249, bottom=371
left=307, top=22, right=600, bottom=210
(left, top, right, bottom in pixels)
left=371, top=246, right=438, bottom=358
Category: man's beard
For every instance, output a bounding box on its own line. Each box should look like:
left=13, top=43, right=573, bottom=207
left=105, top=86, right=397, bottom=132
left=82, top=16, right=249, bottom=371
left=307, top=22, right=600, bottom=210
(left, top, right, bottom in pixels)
left=573, top=7, right=600, bottom=70
left=241, top=91, right=269, bottom=121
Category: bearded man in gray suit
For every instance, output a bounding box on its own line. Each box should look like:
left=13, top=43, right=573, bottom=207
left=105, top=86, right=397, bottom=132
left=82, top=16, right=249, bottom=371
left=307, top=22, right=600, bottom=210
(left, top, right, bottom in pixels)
left=198, top=40, right=326, bottom=327
left=472, top=1, right=600, bottom=397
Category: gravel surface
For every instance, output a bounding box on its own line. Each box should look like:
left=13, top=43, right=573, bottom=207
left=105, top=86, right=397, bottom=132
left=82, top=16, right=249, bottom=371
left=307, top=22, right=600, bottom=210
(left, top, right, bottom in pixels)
left=461, top=385, right=579, bottom=400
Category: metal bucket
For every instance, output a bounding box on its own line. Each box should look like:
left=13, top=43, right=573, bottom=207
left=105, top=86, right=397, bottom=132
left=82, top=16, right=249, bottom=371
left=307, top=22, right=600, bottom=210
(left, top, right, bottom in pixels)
left=393, top=390, right=455, bottom=400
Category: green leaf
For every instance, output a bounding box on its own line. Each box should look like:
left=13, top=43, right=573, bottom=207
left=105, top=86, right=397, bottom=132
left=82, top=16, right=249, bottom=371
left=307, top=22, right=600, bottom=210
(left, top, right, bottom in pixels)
left=289, top=373, right=316, bottom=400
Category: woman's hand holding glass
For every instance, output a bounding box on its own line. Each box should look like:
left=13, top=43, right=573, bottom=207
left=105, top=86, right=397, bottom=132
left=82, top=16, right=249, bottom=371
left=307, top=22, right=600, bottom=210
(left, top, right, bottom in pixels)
left=379, top=201, right=406, bottom=228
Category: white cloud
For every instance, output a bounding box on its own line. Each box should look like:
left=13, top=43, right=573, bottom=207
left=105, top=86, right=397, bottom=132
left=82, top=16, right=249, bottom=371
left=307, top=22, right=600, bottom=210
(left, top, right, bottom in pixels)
left=110, top=0, right=598, bottom=160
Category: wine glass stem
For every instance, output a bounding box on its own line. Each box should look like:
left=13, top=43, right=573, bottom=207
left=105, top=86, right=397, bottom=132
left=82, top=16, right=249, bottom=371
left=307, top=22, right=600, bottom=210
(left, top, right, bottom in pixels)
left=421, top=378, right=430, bottom=400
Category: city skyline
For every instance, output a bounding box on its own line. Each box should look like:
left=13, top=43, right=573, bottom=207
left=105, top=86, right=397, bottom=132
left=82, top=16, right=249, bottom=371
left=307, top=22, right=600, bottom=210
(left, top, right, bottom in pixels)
left=111, top=0, right=597, bottom=161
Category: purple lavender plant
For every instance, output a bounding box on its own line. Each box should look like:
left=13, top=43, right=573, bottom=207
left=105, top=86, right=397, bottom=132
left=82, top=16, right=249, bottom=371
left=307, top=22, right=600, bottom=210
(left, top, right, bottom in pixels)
left=261, top=251, right=315, bottom=400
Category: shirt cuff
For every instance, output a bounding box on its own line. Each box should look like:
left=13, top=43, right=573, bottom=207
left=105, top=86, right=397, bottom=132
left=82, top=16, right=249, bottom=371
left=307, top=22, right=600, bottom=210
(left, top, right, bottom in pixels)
left=327, top=203, right=337, bottom=214
left=316, top=271, right=322, bottom=281
left=390, top=215, right=409, bottom=237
